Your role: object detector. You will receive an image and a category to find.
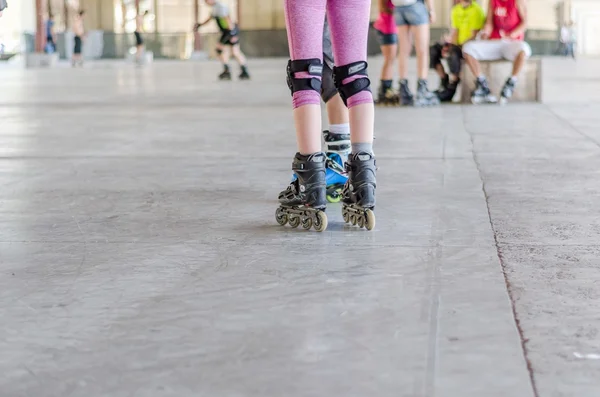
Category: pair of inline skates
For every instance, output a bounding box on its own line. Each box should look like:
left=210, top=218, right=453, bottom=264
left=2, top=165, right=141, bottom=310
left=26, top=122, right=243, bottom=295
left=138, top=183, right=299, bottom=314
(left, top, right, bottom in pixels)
left=276, top=131, right=376, bottom=232
left=375, top=79, right=440, bottom=107
left=219, top=65, right=251, bottom=81
left=471, top=77, right=517, bottom=105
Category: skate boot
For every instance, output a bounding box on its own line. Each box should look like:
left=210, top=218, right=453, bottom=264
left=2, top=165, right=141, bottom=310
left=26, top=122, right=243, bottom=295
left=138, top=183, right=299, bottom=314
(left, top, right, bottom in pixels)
left=471, top=77, right=498, bottom=104
left=435, top=74, right=450, bottom=95
left=322, top=130, right=350, bottom=203
left=342, top=152, right=377, bottom=230
left=218, top=65, right=232, bottom=81
left=499, top=77, right=516, bottom=105
left=414, top=79, right=441, bottom=107
left=375, top=80, right=399, bottom=106
left=437, top=78, right=459, bottom=103
left=276, top=152, right=328, bottom=232
left=239, top=65, right=251, bottom=80
left=399, top=79, right=414, bottom=106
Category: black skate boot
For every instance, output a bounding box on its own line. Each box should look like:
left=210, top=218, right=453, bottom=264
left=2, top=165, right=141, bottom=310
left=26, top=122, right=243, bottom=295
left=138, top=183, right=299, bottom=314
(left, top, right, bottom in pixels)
left=375, top=80, right=399, bottom=106
left=399, top=79, right=414, bottom=106
left=471, top=77, right=497, bottom=104
left=436, top=74, right=449, bottom=95
left=500, top=77, right=516, bottom=105
left=219, top=65, right=232, bottom=81
left=276, top=152, right=328, bottom=232
left=437, top=77, right=460, bottom=103
left=415, top=79, right=440, bottom=107
left=342, top=152, right=377, bottom=230
left=239, top=65, right=251, bottom=80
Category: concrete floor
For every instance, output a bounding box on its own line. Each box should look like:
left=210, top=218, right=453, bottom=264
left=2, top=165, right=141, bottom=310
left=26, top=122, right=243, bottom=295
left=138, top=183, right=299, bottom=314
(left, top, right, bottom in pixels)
left=0, top=57, right=599, bottom=397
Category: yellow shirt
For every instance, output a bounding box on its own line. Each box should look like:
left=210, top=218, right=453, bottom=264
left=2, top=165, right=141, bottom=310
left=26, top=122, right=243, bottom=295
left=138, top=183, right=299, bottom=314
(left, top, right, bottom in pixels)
left=451, top=2, right=486, bottom=45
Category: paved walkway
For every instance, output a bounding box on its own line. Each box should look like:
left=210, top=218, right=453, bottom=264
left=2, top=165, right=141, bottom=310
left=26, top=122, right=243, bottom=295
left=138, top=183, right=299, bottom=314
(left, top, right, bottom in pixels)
left=0, top=57, right=599, bottom=397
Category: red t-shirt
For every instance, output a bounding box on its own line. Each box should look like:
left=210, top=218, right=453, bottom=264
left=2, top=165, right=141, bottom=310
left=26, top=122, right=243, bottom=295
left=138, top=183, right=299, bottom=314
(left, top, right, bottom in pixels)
left=490, top=0, right=524, bottom=40
left=374, top=0, right=397, bottom=35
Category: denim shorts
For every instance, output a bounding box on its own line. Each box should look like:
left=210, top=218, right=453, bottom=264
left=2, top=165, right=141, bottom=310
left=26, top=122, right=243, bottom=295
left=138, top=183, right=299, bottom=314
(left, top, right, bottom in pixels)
left=377, top=31, right=398, bottom=46
left=395, top=1, right=429, bottom=26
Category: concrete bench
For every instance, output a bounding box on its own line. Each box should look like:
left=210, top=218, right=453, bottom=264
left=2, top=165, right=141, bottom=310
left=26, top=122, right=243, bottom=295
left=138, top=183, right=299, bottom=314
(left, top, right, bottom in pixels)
left=459, top=58, right=542, bottom=103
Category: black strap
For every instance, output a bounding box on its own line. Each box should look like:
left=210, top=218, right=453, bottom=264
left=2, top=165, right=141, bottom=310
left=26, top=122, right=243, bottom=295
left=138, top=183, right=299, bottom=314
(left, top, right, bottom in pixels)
left=287, top=59, right=323, bottom=95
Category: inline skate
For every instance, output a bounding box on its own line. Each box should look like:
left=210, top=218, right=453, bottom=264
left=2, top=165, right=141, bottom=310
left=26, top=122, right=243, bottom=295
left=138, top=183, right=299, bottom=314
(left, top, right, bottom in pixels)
left=499, top=77, right=516, bottom=105
left=276, top=152, right=328, bottom=232
left=341, top=152, right=377, bottom=230
left=471, top=77, right=498, bottom=104
left=239, top=65, right=251, bottom=80
left=414, top=79, right=440, bottom=107
left=375, top=80, right=400, bottom=106
left=322, top=130, right=350, bottom=203
left=219, top=65, right=232, bottom=81
left=399, top=79, right=414, bottom=106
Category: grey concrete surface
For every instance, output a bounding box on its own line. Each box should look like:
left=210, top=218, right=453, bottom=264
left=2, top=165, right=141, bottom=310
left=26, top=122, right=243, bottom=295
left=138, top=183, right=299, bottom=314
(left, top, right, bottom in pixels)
left=0, top=57, right=598, bottom=397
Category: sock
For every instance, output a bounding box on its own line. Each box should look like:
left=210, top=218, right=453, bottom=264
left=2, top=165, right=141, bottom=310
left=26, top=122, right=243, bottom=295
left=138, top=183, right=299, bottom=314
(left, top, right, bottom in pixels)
left=381, top=79, right=393, bottom=90
left=510, top=76, right=518, bottom=83
left=329, top=123, right=350, bottom=138
left=352, top=142, right=373, bottom=155
left=477, top=75, right=486, bottom=81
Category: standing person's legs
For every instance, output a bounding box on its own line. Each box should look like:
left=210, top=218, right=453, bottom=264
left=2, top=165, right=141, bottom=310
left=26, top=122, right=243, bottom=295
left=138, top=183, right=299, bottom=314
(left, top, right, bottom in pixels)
left=381, top=42, right=398, bottom=80
left=277, top=0, right=328, bottom=231
left=327, top=0, right=373, bottom=151
left=327, top=0, right=377, bottom=228
left=397, top=25, right=411, bottom=80
left=284, top=0, right=326, bottom=154
left=412, top=24, right=430, bottom=80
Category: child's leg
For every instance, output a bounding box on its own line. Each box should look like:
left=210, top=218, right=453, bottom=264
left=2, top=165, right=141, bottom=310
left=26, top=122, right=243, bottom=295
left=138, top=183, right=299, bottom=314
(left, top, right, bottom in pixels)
left=284, top=0, right=327, bottom=155
left=326, top=0, right=374, bottom=151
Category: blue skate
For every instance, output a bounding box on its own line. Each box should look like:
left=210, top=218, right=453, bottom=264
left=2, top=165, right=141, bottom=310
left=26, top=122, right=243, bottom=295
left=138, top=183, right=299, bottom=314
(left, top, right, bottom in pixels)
left=325, top=152, right=348, bottom=203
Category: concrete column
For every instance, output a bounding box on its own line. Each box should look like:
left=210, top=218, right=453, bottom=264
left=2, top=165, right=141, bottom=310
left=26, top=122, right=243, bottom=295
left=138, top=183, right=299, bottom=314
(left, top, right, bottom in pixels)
left=35, top=0, right=46, bottom=52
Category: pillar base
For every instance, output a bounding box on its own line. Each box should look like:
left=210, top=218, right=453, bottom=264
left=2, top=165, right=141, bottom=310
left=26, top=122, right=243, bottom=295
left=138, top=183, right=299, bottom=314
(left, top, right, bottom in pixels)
left=190, top=51, right=209, bottom=61
left=25, top=53, right=59, bottom=68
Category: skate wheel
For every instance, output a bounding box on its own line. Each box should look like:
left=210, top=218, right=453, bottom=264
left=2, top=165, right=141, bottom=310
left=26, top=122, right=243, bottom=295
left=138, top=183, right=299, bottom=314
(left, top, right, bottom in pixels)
left=301, top=216, right=313, bottom=230
left=288, top=215, right=300, bottom=228
left=327, top=194, right=342, bottom=203
left=342, top=209, right=350, bottom=224
left=358, top=215, right=365, bottom=229
left=275, top=208, right=288, bottom=226
left=365, top=209, right=376, bottom=231
left=313, top=211, right=328, bottom=232
left=350, top=214, right=357, bottom=226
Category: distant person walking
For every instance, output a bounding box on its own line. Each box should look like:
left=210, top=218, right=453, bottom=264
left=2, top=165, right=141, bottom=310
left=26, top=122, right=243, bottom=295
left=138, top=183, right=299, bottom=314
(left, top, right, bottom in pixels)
left=560, top=21, right=576, bottom=59
left=72, top=10, right=85, bottom=67
left=46, top=14, right=56, bottom=53
left=134, top=11, right=149, bottom=64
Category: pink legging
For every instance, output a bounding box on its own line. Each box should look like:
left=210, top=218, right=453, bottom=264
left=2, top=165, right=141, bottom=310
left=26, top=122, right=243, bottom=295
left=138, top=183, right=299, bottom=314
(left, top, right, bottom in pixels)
left=284, top=0, right=373, bottom=109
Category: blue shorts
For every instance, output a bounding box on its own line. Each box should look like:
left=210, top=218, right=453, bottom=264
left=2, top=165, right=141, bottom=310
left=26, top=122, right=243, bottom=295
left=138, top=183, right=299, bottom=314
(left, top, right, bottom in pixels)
left=377, top=30, right=398, bottom=46
left=395, top=2, right=429, bottom=26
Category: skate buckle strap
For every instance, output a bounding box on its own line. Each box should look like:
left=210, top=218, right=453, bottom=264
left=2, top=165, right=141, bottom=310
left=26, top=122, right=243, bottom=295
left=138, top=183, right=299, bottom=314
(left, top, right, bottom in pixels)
left=292, top=153, right=325, bottom=172
left=333, top=61, right=371, bottom=106
left=286, top=59, right=323, bottom=95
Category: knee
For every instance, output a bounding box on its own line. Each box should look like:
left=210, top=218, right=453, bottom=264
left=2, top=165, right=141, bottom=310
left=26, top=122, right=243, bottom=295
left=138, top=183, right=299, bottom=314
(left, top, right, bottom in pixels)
left=462, top=42, right=476, bottom=58
left=519, top=42, right=532, bottom=58
left=333, top=61, right=372, bottom=108
left=429, top=44, right=442, bottom=68
left=321, top=65, right=337, bottom=103
left=287, top=58, right=323, bottom=108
